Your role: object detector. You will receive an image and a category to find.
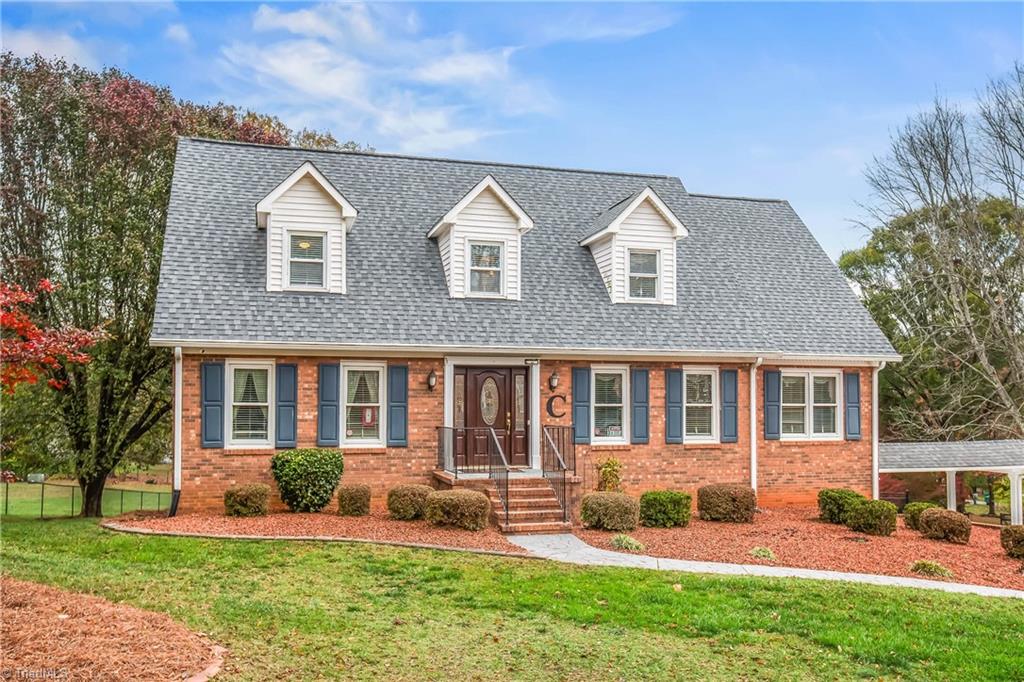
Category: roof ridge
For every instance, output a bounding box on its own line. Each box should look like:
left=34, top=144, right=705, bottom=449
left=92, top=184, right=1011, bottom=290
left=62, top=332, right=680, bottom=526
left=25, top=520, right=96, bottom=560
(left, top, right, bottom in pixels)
left=687, top=191, right=786, bottom=204
left=180, top=136, right=682, bottom=182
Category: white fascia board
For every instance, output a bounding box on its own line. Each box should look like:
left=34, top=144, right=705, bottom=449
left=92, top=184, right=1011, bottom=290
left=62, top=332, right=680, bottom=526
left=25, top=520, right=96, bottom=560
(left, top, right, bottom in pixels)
left=427, top=174, right=534, bottom=238
left=879, top=466, right=1024, bottom=474
left=580, top=186, right=688, bottom=247
left=255, top=161, right=358, bottom=229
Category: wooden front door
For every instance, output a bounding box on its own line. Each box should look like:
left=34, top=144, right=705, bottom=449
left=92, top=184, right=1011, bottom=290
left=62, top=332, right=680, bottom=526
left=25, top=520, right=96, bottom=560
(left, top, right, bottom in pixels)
left=455, top=367, right=529, bottom=468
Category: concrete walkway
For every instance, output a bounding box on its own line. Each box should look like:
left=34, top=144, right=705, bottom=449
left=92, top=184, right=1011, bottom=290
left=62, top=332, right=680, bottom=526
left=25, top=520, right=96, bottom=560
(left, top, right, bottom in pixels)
left=507, top=534, right=1024, bottom=600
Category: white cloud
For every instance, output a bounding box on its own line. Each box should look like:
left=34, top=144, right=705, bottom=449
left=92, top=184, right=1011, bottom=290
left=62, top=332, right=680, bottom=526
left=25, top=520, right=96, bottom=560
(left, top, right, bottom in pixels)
left=533, top=6, right=680, bottom=44
left=2, top=25, right=97, bottom=68
left=414, top=48, right=514, bottom=85
left=164, top=23, right=191, bottom=46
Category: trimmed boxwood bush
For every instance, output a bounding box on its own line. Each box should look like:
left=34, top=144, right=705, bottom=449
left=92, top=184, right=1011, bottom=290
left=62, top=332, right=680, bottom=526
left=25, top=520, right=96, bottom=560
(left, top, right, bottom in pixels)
left=387, top=484, right=434, bottom=520
left=580, top=492, right=639, bottom=531
left=224, top=483, right=269, bottom=517
left=903, top=501, right=940, bottom=531
left=639, top=490, right=692, bottom=528
left=270, top=448, right=345, bottom=513
left=1000, top=525, right=1024, bottom=559
left=844, top=499, right=897, bottom=536
left=918, top=508, right=971, bottom=544
left=424, top=489, right=490, bottom=530
left=697, top=484, right=756, bottom=523
left=817, top=488, right=866, bottom=524
left=337, top=484, right=371, bottom=516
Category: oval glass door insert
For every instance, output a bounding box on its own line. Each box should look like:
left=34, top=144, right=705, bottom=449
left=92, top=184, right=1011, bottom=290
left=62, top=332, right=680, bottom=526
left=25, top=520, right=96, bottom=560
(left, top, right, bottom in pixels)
left=480, top=377, right=499, bottom=426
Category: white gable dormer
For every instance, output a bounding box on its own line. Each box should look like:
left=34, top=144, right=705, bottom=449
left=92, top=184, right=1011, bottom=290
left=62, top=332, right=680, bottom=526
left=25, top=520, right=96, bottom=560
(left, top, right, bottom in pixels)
left=427, top=175, right=533, bottom=300
left=580, top=187, right=687, bottom=305
left=257, top=161, right=357, bottom=294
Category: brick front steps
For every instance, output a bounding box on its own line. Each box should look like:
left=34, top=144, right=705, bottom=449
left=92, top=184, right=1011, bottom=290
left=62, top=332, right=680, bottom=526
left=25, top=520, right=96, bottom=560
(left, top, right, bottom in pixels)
left=433, top=471, right=572, bottom=534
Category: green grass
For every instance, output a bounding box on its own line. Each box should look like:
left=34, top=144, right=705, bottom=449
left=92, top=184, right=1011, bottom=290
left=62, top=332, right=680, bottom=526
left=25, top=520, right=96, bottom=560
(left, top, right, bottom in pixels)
left=2, top=519, right=1023, bottom=680
left=0, top=482, right=171, bottom=518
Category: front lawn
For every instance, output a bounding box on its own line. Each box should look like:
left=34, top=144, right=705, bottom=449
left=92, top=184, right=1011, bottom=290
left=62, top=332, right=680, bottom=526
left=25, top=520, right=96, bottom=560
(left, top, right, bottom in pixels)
left=2, top=518, right=1023, bottom=680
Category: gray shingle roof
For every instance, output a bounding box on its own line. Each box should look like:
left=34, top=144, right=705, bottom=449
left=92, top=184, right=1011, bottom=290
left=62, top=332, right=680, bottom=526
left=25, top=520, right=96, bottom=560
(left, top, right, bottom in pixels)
left=583, top=187, right=646, bottom=243
left=152, top=137, right=898, bottom=359
left=879, top=440, right=1024, bottom=472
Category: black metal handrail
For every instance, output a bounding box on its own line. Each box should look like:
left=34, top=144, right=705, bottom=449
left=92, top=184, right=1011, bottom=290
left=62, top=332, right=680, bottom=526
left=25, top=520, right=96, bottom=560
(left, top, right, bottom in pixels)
left=542, top=427, right=570, bottom=522
left=486, top=427, right=510, bottom=526
left=437, top=426, right=517, bottom=478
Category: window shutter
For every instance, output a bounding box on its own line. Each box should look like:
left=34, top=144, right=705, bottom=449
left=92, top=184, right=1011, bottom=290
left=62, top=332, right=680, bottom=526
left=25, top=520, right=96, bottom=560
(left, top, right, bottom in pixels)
left=844, top=371, right=861, bottom=440
left=572, top=367, right=591, bottom=444
left=275, top=364, right=297, bottom=448
left=387, top=364, right=408, bottom=447
left=764, top=369, right=781, bottom=440
left=200, top=362, right=224, bottom=448
left=630, top=368, right=649, bottom=444
left=317, top=363, right=340, bottom=447
left=720, top=369, right=738, bottom=443
left=665, top=369, right=683, bottom=444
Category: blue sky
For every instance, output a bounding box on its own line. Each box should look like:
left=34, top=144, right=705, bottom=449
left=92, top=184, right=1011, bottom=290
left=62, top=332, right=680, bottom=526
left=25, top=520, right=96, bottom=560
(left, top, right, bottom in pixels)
left=3, top=2, right=1021, bottom=258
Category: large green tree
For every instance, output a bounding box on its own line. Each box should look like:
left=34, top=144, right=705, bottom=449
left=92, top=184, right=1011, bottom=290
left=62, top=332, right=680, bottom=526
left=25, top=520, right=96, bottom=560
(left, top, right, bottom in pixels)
left=839, top=65, right=1024, bottom=441
left=0, top=53, right=366, bottom=515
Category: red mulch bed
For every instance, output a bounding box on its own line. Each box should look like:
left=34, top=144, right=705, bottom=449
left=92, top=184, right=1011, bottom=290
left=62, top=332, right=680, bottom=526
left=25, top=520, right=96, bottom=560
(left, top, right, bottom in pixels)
left=577, top=507, right=1024, bottom=589
left=0, top=576, right=218, bottom=680
left=116, top=509, right=526, bottom=555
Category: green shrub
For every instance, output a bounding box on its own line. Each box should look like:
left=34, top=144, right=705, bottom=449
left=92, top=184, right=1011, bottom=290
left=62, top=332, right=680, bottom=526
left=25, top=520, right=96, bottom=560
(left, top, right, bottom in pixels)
left=424, top=489, right=490, bottom=531
left=903, top=501, right=940, bottom=531
left=697, top=484, right=756, bottom=523
left=1001, top=526, right=1024, bottom=559
left=387, top=484, right=434, bottom=520
left=337, top=484, right=371, bottom=516
left=910, top=559, right=954, bottom=578
left=269, top=448, right=344, bottom=513
left=817, top=488, right=866, bottom=524
left=844, top=499, right=897, bottom=536
left=223, top=484, right=269, bottom=517
left=918, top=508, right=971, bottom=544
left=580, top=492, right=639, bottom=531
left=748, top=546, right=776, bottom=561
left=596, top=458, right=623, bottom=492
left=610, top=534, right=645, bottom=553
left=639, top=490, right=692, bottom=528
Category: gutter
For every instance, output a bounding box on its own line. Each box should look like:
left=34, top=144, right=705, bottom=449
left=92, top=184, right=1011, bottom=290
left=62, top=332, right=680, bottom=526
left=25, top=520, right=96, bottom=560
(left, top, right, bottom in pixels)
left=871, top=361, right=886, bottom=500
left=750, top=357, right=763, bottom=492
left=170, top=347, right=183, bottom=517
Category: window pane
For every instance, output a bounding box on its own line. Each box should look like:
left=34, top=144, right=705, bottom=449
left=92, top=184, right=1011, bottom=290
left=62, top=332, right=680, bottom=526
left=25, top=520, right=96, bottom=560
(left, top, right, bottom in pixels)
left=347, top=370, right=379, bottom=404
left=290, top=234, right=323, bottom=260
left=782, top=376, right=806, bottom=404
left=686, top=406, right=712, bottom=436
left=514, top=374, right=525, bottom=430
left=290, top=261, right=324, bottom=287
left=782, top=406, right=805, bottom=434
left=594, top=373, right=622, bottom=405
left=629, top=276, right=657, bottom=299
left=629, top=251, right=657, bottom=274
left=470, top=269, right=501, bottom=293
left=594, top=406, right=623, bottom=437
left=813, top=406, right=836, bottom=434
left=346, top=406, right=379, bottom=439
left=233, top=368, right=268, bottom=403
left=685, top=373, right=712, bottom=405
left=813, top=377, right=836, bottom=404
left=470, top=244, right=501, bottom=268
left=232, top=406, right=268, bottom=440
left=454, top=374, right=465, bottom=428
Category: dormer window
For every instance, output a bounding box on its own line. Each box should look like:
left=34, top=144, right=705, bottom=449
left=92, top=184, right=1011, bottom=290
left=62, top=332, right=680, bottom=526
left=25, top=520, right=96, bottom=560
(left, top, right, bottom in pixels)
left=628, top=249, right=659, bottom=300
left=288, top=232, right=326, bottom=289
left=469, top=241, right=504, bottom=296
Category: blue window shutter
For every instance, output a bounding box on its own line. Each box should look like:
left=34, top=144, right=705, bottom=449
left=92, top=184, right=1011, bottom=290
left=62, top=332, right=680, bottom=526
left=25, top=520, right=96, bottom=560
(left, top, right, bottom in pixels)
left=764, top=370, right=781, bottom=440
left=572, top=367, right=591, bottom=444
left=275, top=364, right=297, bottom=448
left=665, top=369, right=683, bottom=444
left=317, top=363, right=340, bottom=447
left=630, top=369, right=649, bottom=444
left=200, top=362, right=224, bottom=448
left=844, top=371, right=861, bottom=440
left=721, top=369, right=738, bottom=443
left=387, top=364, right=408, bottom=447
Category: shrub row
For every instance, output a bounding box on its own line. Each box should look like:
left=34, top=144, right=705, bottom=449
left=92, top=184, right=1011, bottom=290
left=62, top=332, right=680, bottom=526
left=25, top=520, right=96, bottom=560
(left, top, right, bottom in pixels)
left=387, top=484, right=490, bottom=531
left=582, top=485, right=754, bottom=532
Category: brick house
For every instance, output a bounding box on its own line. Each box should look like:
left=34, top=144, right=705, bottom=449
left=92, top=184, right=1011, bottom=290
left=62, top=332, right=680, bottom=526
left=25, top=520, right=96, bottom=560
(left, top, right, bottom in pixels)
left=153, top=138, right=899, bottom=531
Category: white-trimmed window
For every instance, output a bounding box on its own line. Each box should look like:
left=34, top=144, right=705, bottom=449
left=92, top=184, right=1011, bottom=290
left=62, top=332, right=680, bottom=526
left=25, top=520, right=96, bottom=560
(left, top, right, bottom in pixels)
left=684, top=368, right=718, bottom=441
left=226, top=361, right=274, bottom=447
left=288, top=232, right=326, bottom=289
left=628, top=249, right=659, bottom=300
left=592, top=366, right=629, bottom=443
left=781, top=370, right=842, bottom=439
left=343, top=363, right=386, bottom=446
left=468, top=241, right=503, bottom=296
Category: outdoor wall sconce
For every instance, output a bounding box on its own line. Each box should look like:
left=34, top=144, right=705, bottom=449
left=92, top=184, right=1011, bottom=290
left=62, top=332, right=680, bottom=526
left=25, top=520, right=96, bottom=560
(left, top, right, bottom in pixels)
left=548, top=371, right=559, bottom=391
left=427, top=369, right=437, bottom=391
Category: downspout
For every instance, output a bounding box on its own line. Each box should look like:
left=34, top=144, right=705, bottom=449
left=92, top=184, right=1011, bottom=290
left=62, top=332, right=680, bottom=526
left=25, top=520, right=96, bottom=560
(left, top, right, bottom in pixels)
left=871, top=361, right=886, bottom=500
left=170, top=346, right=183, bottom=516
left=749, top=357, right=763, bottom=493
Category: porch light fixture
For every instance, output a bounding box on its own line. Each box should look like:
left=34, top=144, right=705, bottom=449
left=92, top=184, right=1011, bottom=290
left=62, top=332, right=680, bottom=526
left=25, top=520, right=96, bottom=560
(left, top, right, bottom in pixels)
left=548, top=371, right=559, bottom=391
left=427, top=369, right=437, bottom=391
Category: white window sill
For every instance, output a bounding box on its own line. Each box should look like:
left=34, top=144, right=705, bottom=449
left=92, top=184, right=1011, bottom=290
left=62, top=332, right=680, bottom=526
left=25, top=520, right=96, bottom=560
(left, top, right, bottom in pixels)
left=624, top=297, right=669, bottom=305
left=284, top=286, right=329, bottom=293
left=779, top=435, right=843, bottom=443
left=225, top=441, right=273, bottom=450
left=342, top=440, right=386, bottom=449
left=466, top=292, right=507, bottom=300
left=592, top=437, right=628, bottom=446
left=683, top=436, right=719, bottom=445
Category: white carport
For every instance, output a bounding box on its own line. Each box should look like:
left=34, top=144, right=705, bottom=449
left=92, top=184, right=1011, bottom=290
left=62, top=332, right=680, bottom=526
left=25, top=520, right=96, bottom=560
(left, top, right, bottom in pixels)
left=878, top=440, right=1024, bottom=525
